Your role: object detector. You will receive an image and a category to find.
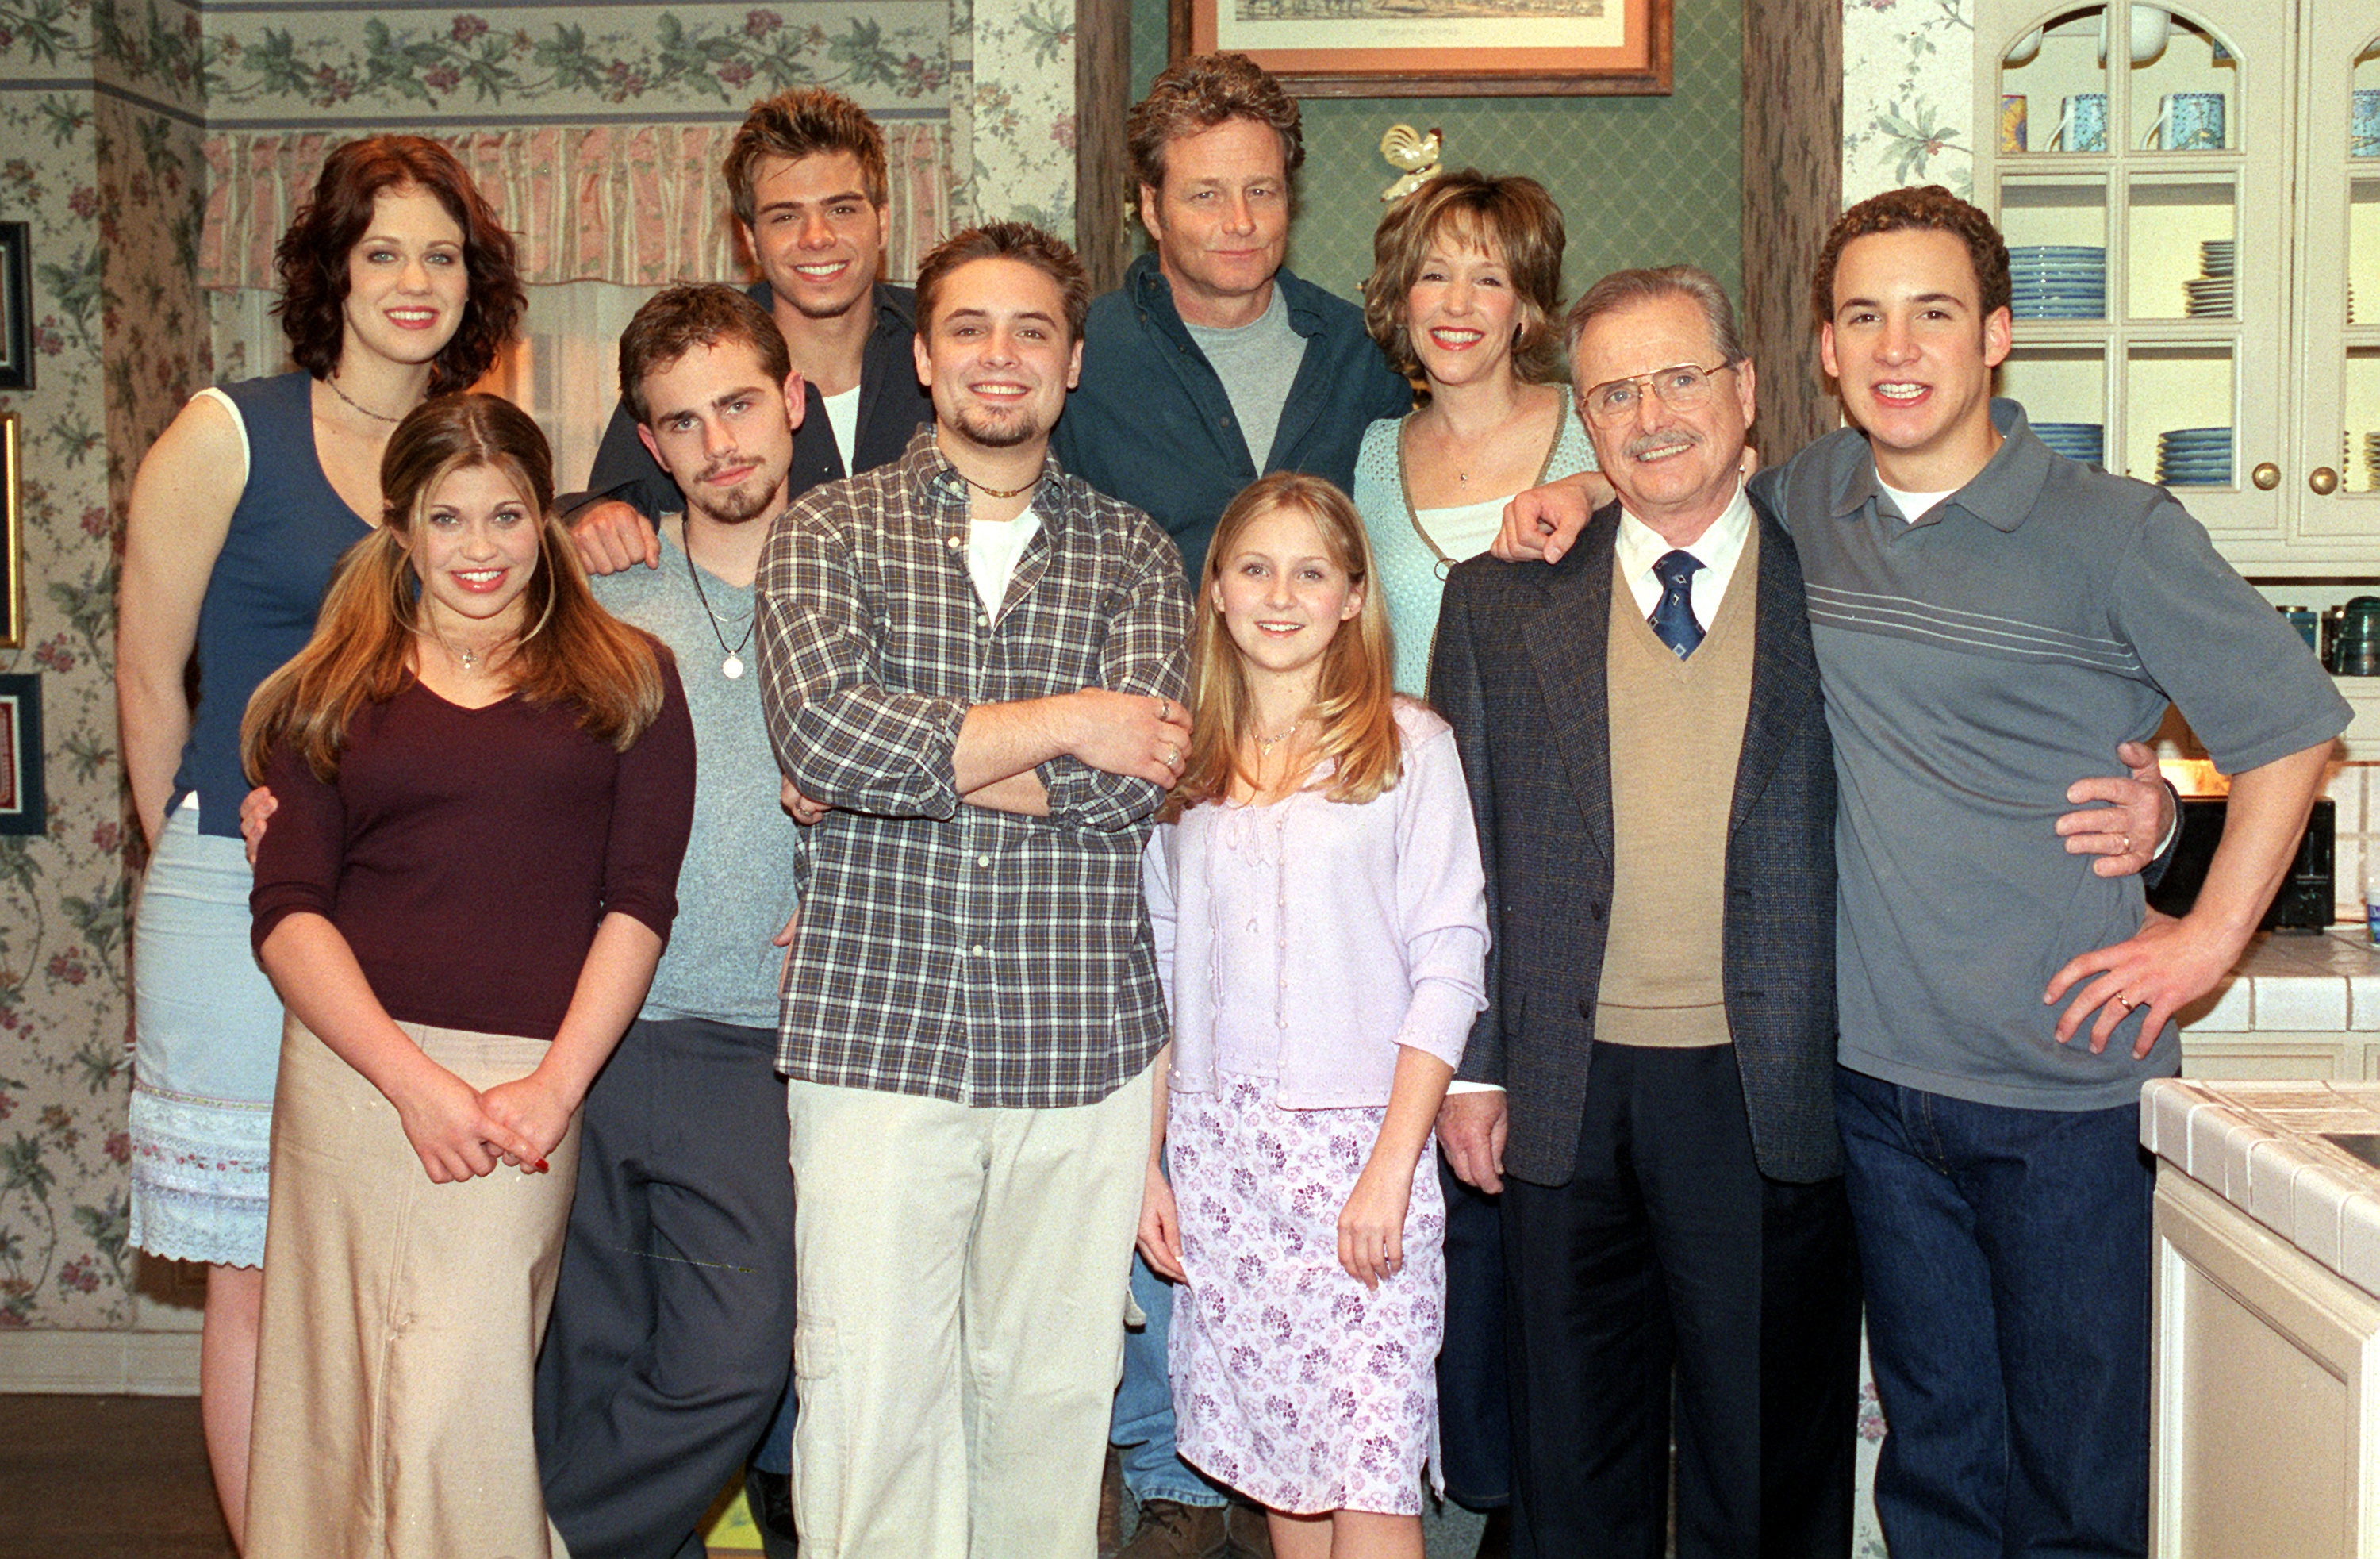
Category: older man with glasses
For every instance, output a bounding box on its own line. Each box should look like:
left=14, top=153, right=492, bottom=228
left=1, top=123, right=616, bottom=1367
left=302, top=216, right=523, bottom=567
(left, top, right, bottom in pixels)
left=1429, top=266, right=1864, bottom=1557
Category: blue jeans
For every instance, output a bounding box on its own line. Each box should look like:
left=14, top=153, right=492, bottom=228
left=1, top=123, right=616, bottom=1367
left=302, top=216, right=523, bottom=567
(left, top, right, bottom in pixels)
left=1835, top=1066, right=2151, bottom=1559
left=1111, top=1251, right=1229, bottom=1508
left=751, top=1375, right=796, bottom=1476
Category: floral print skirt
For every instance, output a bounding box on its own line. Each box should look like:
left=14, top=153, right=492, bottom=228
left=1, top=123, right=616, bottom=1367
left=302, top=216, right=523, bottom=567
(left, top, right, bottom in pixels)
left=1166, top=1071, right=1446, bottom=1516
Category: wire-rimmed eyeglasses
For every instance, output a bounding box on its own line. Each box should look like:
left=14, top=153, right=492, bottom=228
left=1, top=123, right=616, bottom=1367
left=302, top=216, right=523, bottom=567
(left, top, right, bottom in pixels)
left=1579, top=361, right=1739, bottom=427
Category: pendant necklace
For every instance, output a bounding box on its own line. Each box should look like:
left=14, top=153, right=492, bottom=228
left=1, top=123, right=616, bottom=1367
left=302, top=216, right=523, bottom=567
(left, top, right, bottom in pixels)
left=422, top=620, right=497, bottom=675
left=683, top=528, right=757, bottom=679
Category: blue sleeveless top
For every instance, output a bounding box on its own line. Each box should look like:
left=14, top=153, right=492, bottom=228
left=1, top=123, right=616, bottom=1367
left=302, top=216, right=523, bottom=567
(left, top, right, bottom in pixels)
left=170, top=372, right=373, bottom=836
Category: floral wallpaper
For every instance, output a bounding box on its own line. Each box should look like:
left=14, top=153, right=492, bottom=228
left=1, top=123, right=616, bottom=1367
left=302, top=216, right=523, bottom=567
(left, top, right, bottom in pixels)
left=0, top=0, right=208, bottom=1332
left=189, top=2, right=953, bottom=122
left=0, top=0, right=1073, bottom=1346
left=1843, top=0, right=1977, bottom=203
left=962, top=0, right=1079, bottom=232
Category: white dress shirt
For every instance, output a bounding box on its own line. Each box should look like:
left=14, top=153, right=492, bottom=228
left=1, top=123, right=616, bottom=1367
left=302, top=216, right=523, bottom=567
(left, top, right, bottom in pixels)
left=1614, top=479, right=1756, bottom=626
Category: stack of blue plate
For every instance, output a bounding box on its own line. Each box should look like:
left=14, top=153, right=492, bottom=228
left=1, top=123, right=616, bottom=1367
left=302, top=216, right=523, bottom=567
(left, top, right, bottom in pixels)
left=2033, top=422, right=2105, bottom=464
left=2010, top=245, right=2106, bottom=320
left=2185, top=239, right=2235, bottom=318
left=2156, top=427, right=2232, bottom=486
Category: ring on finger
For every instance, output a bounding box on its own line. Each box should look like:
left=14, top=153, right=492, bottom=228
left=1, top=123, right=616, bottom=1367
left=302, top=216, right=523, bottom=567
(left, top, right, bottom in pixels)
left=2112, top=991, right=2132, bottom=1012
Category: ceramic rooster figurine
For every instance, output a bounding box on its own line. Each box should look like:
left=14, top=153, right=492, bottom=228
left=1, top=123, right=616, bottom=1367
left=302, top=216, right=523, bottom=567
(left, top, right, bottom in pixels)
left=1379, top=124, right=1443, bottom=202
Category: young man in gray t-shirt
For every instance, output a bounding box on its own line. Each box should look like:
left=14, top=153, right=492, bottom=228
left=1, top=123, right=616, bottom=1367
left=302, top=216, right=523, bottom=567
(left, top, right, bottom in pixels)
left=534, top=285, right=820, bottom=1559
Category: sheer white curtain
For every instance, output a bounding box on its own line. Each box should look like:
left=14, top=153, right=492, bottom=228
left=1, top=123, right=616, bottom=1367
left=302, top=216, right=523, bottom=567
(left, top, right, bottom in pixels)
left=502, top=282, right=659, bottom=493
left=204, top=280, right=656, bottom=497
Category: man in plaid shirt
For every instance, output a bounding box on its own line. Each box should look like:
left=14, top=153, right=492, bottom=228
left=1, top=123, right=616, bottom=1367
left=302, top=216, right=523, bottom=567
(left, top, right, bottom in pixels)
left=753, top=221, right=1192, bottom=1559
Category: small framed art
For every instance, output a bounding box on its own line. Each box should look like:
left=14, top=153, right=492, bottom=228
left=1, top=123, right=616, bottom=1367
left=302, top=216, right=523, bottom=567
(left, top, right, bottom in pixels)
left=1171, top=0, right=1672, bottom=98
left=0, top=674, right=45, bottom=836
left=0, top=224, right=31, bottom=392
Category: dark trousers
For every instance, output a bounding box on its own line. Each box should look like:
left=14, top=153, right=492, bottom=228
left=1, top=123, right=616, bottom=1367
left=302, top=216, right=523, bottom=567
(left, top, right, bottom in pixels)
left=1438, top=1150, right=1513, bottom=1510
left=1834, top=1066, right=2152, bottom=1559
left=534, top=1016, right=798, bottom=1559
left=1501, top=1043, right=1859, bottom=1559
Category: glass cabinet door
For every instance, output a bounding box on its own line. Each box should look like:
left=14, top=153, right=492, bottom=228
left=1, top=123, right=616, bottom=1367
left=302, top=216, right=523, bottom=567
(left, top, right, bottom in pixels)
left=2290, top=10, right=2380, bottom=547
left=1981, top=2, right=2290, bottom=550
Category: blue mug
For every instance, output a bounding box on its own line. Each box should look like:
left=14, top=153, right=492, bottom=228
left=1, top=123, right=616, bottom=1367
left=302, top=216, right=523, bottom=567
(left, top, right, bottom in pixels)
left=2053, top=93, right=2109, bottom=152
left=2151, top=91, right=2224, bottom=151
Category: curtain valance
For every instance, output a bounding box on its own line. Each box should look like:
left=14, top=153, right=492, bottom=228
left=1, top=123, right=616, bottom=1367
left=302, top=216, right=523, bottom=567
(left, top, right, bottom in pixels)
left=200, top=122, right=950, bottom=290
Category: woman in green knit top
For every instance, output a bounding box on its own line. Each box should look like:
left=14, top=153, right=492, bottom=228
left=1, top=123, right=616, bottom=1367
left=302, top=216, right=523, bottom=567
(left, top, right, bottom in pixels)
left=1350, top=171, right=1605, bottom=701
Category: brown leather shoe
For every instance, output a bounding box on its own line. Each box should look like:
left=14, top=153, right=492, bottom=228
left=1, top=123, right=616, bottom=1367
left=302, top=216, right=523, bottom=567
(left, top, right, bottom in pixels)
left=1098, top=1447, right=1126, bottom=1558
left=1119, top=1498, right=1228, bottom=1559
left=1223, top=1499, right=1275, bottom=1559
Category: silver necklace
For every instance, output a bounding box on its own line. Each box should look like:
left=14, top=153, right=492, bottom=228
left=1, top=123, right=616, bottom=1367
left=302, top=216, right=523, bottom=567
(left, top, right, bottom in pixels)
left=324, top=374, right=405, bottom=424
left=421, top=622, right=497, bottom=675
left=1254, top=718, right=1303, bottom=755
left=683, top=531, right=756, bottom=678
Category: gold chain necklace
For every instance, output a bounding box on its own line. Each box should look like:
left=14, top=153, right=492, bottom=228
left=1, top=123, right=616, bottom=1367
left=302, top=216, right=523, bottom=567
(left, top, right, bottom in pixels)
left=1254, top=717, right=1303, bottom=755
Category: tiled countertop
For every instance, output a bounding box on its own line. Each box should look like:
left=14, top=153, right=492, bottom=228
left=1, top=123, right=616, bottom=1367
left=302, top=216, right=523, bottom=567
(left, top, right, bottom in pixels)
left=2182, top=927, right=2380, bottom=1033
left=2142, top=1078, right=2380, bottom=1296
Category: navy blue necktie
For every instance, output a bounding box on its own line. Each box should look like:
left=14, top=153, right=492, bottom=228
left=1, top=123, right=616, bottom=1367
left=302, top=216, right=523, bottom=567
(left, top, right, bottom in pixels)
left=1649, top=549, right=1705, bottom=659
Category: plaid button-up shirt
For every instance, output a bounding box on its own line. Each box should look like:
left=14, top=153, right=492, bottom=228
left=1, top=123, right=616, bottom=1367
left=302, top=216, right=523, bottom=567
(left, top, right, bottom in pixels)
left=754, top=427, right=1192, bottom=1108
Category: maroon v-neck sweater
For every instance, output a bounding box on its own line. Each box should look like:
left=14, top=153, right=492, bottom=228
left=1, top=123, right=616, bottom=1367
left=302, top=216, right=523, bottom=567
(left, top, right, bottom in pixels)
left=252, top=672, right=696, bottom=1041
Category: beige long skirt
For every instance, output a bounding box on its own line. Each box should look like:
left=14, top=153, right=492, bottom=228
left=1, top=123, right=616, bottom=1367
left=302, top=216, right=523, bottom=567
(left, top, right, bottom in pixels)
left=245, top=1012, right=582, bottom=1559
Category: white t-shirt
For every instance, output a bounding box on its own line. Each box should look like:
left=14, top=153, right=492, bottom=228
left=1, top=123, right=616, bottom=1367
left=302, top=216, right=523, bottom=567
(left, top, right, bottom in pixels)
left=821, top=383, right=862, bottom=474
left=1878, top=478, right=1956, bottom=524
left=968, top=505, right=1043, bottom=616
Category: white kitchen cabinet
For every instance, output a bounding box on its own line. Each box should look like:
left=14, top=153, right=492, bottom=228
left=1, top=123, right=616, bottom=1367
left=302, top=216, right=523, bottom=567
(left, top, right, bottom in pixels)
left=2142, top=1081, right=2380, bottom=1557
left=1971, top=2, right=2380, bottom=570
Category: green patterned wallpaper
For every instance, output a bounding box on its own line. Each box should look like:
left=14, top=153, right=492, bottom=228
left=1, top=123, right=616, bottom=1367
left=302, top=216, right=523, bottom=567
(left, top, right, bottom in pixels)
left=1127, top=0, right=1742, bottom=317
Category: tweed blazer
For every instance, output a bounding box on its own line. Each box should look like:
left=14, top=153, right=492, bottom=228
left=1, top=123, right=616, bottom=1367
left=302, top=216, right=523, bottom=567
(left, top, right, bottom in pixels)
left=1427, top=495, right=1841, bottom=1185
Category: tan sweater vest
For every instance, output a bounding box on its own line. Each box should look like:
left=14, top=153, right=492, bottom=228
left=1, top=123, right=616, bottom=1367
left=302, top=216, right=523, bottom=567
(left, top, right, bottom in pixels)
left=1593, top=525, right=1759, bottom=1047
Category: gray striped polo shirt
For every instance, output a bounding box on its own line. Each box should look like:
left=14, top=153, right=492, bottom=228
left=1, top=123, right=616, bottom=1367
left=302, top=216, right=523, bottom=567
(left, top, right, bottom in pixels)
left=1755, top=400, right=2348, bottom=1111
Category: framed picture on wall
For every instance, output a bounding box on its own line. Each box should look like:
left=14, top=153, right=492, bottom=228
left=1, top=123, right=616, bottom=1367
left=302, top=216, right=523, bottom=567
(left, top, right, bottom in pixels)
left=0, top=674, right=44, bottom=836
left=0, top=224, right=31, bottom=391
left=0, top=413, right=19, bottom=650
left=1171, top=0, right=1670, bottom=98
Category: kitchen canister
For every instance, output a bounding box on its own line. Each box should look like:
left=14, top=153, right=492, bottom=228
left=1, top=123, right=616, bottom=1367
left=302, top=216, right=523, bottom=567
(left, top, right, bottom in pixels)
left=2279, top=605, right=2320, bottom=656
left=2355, top=89, right=2380, bottom=158
left=2337, top=597, right=2380, bottom=676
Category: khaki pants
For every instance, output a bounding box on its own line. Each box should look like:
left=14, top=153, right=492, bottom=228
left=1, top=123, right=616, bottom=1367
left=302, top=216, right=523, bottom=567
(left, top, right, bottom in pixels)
left=784, top=1068, right=1151, bottom=1559
left=246, top=1015, right=580, bottom=1559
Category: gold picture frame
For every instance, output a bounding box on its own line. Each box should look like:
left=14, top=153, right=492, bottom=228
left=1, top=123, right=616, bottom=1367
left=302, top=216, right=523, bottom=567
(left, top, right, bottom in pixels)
left=1171, top=0, right=1671, bottom=98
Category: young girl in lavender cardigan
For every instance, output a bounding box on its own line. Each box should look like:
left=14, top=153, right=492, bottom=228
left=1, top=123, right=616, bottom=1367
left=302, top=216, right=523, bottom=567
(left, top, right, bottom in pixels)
left=1138, top=471, right=1489, bottom=1559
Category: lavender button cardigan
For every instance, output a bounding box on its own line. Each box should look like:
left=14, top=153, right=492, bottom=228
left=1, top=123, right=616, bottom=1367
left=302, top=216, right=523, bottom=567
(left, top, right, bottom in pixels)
left=1143, top=701, right=1489, bottom=1110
